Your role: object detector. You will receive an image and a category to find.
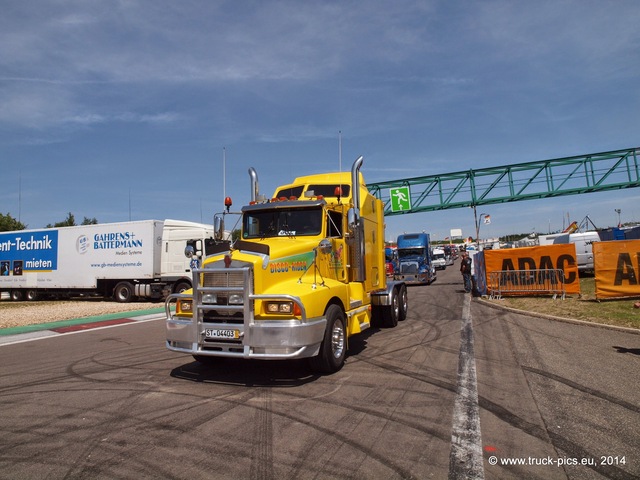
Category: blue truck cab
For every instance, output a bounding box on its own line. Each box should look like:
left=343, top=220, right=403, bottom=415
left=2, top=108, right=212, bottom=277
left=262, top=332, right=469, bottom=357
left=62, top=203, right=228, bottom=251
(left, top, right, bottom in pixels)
left=395, top=233, right=436, bottom=285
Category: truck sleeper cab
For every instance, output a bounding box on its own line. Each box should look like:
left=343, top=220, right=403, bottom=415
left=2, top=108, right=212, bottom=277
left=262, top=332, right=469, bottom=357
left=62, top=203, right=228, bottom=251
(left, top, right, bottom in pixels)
left=166, top=157, right=408, bottom=373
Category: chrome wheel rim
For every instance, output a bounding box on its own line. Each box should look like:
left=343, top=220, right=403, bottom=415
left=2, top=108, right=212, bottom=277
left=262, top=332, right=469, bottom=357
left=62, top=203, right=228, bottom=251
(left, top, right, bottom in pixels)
left=331, top=322, right=345, bottom=359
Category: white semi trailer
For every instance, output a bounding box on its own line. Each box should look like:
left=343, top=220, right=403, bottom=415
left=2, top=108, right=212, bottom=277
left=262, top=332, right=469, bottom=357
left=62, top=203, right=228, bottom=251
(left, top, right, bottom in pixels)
left=0, top=219, right=218, bottom=302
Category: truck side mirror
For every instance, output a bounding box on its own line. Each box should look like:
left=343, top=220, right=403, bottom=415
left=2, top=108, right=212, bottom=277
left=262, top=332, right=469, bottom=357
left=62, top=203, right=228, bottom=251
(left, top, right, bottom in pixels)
left=214, top=215, right=224, bottom=240
left=318, top=238, right=332, bottom=254
left=185, top=240, right=203, bottom=259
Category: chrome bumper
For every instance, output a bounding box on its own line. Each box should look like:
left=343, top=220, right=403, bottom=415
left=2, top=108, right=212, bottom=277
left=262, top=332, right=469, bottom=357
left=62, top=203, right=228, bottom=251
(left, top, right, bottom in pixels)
left=165, top=292, right=327, bottom=360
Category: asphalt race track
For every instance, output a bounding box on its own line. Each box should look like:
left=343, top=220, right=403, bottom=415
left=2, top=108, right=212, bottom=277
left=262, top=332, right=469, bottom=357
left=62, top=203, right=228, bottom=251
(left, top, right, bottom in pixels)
left=1, top=265, right=638, bottom=479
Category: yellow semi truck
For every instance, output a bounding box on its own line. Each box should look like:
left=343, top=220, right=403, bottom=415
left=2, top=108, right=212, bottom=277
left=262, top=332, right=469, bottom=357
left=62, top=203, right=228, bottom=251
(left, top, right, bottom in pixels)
left=165, top=156, right=408, bottom=373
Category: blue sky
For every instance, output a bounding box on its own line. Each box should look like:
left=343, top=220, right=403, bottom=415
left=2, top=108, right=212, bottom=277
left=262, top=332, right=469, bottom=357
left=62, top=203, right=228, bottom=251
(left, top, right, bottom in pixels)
left=2, top=0, right=639, bottom=242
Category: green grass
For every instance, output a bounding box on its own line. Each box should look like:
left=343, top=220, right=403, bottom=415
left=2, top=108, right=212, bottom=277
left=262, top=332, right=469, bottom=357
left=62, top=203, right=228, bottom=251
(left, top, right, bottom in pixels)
left=486, top=277, right=640, bottom=330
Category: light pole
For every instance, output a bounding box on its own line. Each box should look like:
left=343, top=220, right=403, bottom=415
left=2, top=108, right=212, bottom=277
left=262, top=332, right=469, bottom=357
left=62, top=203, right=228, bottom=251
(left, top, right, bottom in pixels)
left=473, top=205, right=489, bottom=250
left=615, top=209, right=621, bottom=227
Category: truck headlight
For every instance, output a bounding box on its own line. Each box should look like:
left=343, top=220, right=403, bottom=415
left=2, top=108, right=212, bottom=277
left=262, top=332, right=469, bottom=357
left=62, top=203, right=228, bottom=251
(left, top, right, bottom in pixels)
left=202, top=293, right=217, bottom=304
left=265, top=301, right=293, bottom=314
left=177, top=299, right=193, bottom=314
left=228, top=294, right=244, bottom=305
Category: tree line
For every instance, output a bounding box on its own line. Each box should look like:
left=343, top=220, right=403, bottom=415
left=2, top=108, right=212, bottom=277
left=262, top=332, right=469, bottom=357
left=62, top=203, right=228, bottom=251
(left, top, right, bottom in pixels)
left=0, top=212, right=98, bottom=232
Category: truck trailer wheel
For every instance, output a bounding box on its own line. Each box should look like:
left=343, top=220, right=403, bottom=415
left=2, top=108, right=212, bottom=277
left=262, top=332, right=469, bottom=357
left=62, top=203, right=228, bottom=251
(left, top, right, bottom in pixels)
left=310, top=304, right=346, bottom=374
left=114, top=282, right=135, bottom=303
left=10, top=290, right=23, bottom=301
left=25, top=289, right=38, bottom=301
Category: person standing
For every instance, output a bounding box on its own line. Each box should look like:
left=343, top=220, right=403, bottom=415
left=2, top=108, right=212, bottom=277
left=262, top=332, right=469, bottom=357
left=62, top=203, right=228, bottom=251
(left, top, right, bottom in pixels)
left=460, top=252, right=472, bottom=293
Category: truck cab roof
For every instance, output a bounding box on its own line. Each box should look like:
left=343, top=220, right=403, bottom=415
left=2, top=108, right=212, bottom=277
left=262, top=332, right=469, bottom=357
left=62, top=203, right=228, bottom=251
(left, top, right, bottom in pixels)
left=273, top=171, right=366, bottom=204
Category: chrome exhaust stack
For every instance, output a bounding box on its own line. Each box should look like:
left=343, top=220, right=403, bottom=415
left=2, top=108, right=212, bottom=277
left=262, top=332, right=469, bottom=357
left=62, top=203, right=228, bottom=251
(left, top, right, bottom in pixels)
left=248, top=167, right=259, bottom=203
left=348, top=156, right=366, bottom=282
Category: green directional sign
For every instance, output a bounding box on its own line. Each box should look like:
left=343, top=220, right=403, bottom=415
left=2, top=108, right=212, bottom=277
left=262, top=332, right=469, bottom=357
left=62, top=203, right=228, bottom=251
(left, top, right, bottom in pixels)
left=389, top=186, right=411, bottom=212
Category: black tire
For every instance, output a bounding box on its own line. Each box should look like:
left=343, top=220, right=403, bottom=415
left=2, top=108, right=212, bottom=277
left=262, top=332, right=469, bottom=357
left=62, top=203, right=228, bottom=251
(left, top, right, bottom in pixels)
left=114, top=282, right=135, bottom=303
left=310, top=304, right=347, bottom=374
left=398, top=285, right=408, bottom=321
left=25, top=289, right=38, bottom=301
left=10, top=290, right=23, bottom=301
left=174, top=281, right=191, bottom=294
left=381, top=287, right=399, bottom=328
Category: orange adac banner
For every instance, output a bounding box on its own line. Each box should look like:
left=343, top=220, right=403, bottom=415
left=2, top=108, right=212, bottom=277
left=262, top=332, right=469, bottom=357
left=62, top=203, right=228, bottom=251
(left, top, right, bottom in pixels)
left=593, top=240, right=640, bottom=299
left=484, top=245, right=580, bottom=295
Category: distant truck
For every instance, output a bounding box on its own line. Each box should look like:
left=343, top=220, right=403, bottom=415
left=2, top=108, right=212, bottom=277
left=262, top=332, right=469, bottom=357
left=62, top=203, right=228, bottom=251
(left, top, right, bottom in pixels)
left=431, top=247, right=447, bottom=270
left=395, top=233, right=436, bottom=284
left=0, top=219, right=217, bottom=302
left=385, top=246, right=398, bottom=277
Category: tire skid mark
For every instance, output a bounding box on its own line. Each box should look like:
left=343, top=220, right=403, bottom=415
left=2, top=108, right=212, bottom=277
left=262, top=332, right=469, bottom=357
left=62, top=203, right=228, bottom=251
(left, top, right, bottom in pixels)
left=521, top=365, right=640, bottom=414
left=3, top=349, right=263, bottom=478
left=328, top=331, right=640, bottom=479
left=250, top=388, right=274, bottom=480
left=483, top=304, right=638, bottom=480
left=476, top=394, right=637, bottom=480
left=351, top=319, right=450, bottom=367
left=4, top=389, right=185, bottom=478
left=275, top=380, right=451, bottom=442
left=60, top=390, right=158, bottom=479
left=217, top=389, right=417, bottom=479
left=285, top=384, right=380, bottom=480
left=449, top=294, right=484, bottom=479
left=30, top=387, right=258, bottom=478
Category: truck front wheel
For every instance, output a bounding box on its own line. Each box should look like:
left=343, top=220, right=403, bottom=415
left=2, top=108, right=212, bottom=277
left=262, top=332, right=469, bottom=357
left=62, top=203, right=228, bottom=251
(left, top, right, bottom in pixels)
left=114, top=282, right=135, bottom=303
left=174, top=281, right=191, bottom=294
left=310, top=304, right=346, bottom=374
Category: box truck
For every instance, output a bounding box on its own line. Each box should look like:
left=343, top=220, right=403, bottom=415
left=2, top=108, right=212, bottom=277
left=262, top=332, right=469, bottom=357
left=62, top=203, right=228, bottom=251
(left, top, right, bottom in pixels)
left=551, top=231, right=600, bottom=273
left=0, top=219, right=218, bottom=302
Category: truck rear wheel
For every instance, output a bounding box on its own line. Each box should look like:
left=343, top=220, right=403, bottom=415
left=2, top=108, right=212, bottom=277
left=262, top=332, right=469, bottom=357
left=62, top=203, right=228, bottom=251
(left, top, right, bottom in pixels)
left=381, top=287, right=399, bottom=328
left=25, top=289, right=38, bottom=301
left=114, top=282, right=135, bottom=303
left=398, top=285, right=408, bottom=321
left=310, top=304, right=346, bottom=374
left=10, top=290, right=23, bottom=301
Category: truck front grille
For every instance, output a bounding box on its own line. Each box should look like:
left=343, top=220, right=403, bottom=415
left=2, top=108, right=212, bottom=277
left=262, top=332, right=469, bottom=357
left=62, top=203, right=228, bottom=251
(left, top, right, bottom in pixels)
left=195, top=265, right=252, bottom=326
left=203, top=270, right=245, bottom=288
left=401, top=262, right=418, bottom=273
left=202, top=311, right=244, bottom=324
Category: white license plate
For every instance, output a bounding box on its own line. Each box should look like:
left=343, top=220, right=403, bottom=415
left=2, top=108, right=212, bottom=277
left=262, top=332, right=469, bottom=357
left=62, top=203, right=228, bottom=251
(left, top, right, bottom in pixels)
left=205, top=328, right=239, bottom=340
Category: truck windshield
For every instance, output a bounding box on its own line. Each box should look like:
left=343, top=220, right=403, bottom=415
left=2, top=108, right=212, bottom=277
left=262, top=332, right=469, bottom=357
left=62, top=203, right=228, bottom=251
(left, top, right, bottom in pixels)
left=398, top=248, right=425, bottom=258
left=243, top=207, right=323, bottom=238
